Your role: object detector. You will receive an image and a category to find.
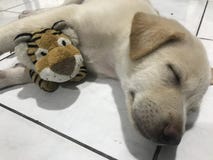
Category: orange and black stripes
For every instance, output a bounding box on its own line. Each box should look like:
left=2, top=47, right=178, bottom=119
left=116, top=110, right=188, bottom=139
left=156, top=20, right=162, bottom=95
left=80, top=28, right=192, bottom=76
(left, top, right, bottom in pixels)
left=71, top=66, right=87, bottom=82
left=29, top=69, right=59, bottom=92
left=25, top=29, right=64, bottom=65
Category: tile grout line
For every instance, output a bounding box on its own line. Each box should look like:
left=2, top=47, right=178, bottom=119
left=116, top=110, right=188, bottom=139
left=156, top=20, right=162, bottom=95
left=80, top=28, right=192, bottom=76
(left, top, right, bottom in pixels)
left=0, top=52, right=15, bottom=62
left=0, top=102, right=117, bottom=160
left=0, top=3, right=26, bottom=12
left=199, top=37, right=213, bottom=41
left=3, top=10, right=22, bottom=14
left=196, top=0, right=209, bottom=36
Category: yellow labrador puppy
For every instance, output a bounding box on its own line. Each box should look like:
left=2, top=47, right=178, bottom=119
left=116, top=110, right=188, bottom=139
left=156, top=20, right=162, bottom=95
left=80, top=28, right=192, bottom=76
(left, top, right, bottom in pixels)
left=0, top=0, right=211, bottom=145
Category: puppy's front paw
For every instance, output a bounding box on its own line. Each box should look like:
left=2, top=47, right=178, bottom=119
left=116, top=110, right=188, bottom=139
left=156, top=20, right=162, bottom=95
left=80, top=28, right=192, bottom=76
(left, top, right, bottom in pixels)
left=0, top=70, right=6, bottom=79
left=0, top=66, right=31, bottom=90
left=0, top=70, right=8, bottom=89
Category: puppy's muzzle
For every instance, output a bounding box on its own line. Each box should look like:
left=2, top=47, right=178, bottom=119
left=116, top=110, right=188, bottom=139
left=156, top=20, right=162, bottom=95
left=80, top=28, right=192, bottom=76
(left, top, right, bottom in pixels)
left=132, top=107, right=183, bottom=145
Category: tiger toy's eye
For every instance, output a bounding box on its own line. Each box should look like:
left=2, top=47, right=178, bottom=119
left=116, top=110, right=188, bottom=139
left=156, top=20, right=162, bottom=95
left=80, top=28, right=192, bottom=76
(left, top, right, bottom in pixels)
left=62, top=40, right=66, bottom=46
left=35, top=48, right=48, bottom=60
left=40, top=51, right=47, bottom=56
left=57, top=37, right=72, bottom=46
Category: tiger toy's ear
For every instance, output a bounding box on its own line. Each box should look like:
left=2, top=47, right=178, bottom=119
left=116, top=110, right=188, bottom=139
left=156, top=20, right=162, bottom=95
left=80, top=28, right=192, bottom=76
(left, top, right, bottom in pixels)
left=14, top=32, right=35, bottom=70
left=52, top=20, right=79, bottom=46
left=14, top=33, right=32, bottom=45
left=52, top=20, right=69, bottom=30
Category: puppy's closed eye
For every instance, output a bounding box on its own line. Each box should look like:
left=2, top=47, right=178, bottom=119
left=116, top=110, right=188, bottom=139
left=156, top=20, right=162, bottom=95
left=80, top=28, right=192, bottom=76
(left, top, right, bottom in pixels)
left=129, top=90, right=136, bottom=104
left=130, top=91, right=135, bottom=99
left=167, top=64, right=181, bottom=85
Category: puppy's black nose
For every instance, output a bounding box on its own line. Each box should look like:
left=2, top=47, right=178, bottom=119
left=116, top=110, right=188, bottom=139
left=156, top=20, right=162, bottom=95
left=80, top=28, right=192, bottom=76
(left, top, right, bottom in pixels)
left=159, top=124, right=182, bottom=145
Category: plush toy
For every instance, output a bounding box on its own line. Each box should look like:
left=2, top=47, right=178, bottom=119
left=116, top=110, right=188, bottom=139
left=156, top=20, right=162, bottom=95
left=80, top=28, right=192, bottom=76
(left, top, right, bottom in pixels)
left=14, top=20, right=87, bottom=92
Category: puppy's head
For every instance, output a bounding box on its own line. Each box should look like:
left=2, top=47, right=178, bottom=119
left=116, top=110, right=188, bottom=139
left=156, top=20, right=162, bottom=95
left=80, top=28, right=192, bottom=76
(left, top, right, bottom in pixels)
left=125, top=12, right=211, bottom=145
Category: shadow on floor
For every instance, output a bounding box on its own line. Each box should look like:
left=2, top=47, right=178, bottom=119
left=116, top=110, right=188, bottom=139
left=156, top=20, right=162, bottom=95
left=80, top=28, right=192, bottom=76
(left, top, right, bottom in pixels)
left=0, top=74, right=96, bottom=110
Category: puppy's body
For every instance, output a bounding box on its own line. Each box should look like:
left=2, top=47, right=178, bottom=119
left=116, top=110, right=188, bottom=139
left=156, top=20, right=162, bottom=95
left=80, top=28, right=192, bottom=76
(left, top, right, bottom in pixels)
left=0, top=0, right=211, bottom=145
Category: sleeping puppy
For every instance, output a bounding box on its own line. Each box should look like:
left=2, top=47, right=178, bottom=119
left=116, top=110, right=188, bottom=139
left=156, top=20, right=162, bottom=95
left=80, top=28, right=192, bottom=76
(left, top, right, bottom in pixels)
left=0, top=0, right=211, bottom=145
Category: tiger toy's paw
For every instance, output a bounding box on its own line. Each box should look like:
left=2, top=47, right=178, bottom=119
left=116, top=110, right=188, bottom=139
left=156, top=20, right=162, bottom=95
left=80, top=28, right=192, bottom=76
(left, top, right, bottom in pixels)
left=39, top=80, right=59, bottom=92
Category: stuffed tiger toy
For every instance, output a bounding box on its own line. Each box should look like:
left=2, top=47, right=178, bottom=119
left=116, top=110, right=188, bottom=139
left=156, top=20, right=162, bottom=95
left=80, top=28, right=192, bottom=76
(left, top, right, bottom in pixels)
left=14, top=20, right=87, bottom=92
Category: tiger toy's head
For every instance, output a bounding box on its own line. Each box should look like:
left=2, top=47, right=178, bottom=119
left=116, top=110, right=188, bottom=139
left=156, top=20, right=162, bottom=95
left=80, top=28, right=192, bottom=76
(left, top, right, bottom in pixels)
left=14, top=20, right=84, bottom=83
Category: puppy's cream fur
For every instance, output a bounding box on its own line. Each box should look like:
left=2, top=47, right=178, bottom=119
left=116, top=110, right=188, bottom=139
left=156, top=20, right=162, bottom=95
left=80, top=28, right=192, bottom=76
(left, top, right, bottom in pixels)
left=0, top=0, right=211, bottom=144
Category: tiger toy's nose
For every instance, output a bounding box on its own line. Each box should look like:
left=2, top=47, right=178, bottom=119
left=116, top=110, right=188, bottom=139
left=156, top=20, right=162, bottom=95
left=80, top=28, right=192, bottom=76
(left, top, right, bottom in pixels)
left=51, top=56, right=76, bottom=75
left=48, top=46, right=79, bottom=75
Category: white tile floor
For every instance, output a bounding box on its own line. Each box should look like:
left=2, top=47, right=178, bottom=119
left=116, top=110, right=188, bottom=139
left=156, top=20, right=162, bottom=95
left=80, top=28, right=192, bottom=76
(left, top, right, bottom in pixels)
left=0, top=0, right=213, bottom=160
left=198, top=1, right=213, bottom=39
left=0, top=107, right=106, bottom=160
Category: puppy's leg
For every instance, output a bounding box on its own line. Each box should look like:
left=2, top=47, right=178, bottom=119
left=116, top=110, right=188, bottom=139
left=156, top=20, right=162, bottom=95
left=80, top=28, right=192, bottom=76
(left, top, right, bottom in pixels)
left=0, top=5, right=79, bottom=54
left=0, top=65, right=32, bottom=89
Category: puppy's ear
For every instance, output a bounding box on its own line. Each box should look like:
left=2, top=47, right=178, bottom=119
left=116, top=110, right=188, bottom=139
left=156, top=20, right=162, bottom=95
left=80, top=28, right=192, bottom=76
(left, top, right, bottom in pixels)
left=130, top=12, right=185, bottom=60
left=14, top=33, right=32, bottom=44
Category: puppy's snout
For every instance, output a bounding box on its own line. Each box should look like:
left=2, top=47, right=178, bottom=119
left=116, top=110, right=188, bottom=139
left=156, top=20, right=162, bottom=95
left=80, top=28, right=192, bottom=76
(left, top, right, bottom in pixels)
left=132, top=105, right=183, bottom=145
left=159, top=124, right=182, bottom=145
